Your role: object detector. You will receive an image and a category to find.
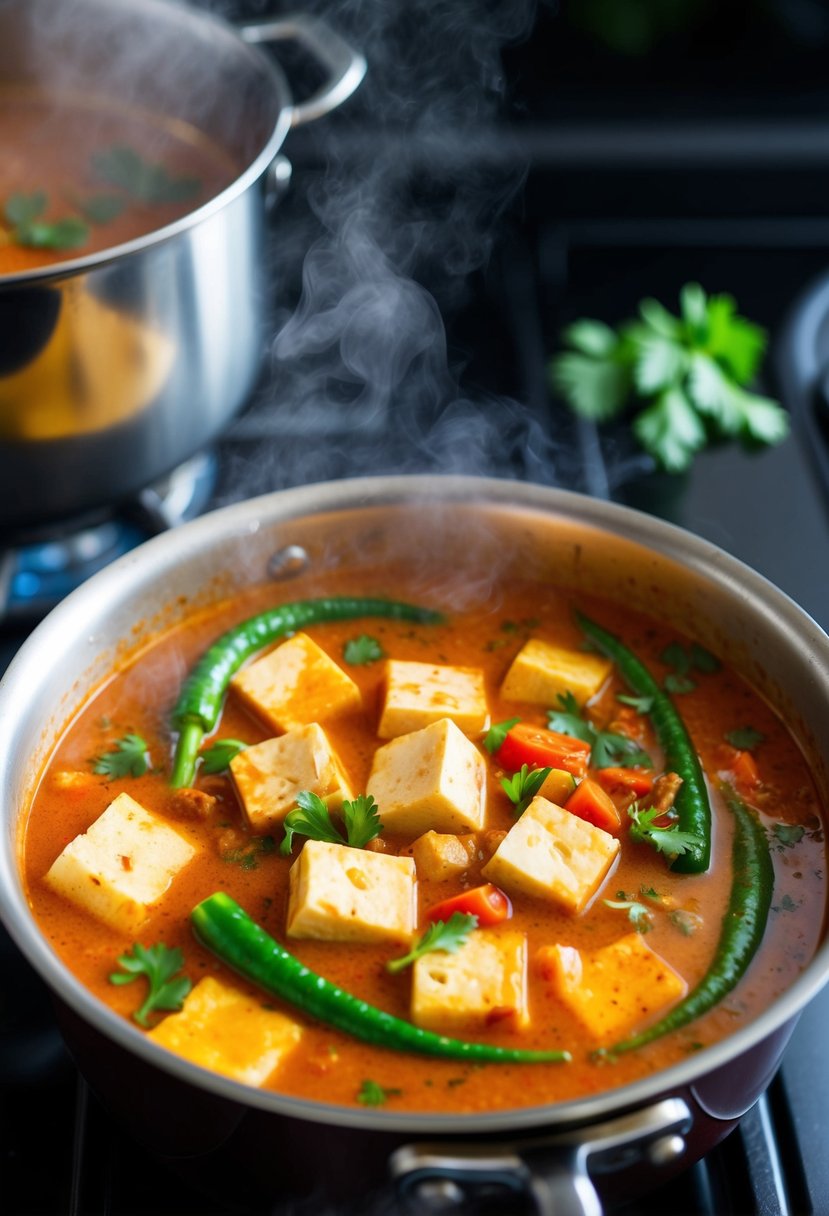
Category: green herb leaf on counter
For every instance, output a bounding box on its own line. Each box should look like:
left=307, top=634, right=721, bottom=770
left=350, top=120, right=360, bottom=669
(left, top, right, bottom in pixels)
left=200, top=738, right=248, bottom=774
left=548, top=284, right=790, bottom=473
left=93, top=146, right=201, bottom=204
left=280, top=791, right=383, bottom=855
left=357, top=1079, right=403, bottom=1106
left=92, top=733, right=150, bottom=779
left=628, top=802, right=704, bottom=858
left=387, top=912, right=478, bottom=974
left=109, top=943, right=191, bottom=1027
left=5, top=192, right=90, bottom=250
left=548, top=692, right=652, bottom=769
left=483, top=716, right=521, bottom=755
left=343, top=634, right=385, bottom=665
left=501, top=763, right=552, bottom=816
left=726, top=726, right=765, bottom=751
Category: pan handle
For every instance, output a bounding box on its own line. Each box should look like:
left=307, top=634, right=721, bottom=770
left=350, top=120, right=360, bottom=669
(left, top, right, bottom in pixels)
left=390, top=1097, right=692, bottom=1216
left=238, top=14, right=367, bottom=128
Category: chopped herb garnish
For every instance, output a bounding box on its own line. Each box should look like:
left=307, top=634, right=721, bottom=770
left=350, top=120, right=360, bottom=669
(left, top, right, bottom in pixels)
left=628, top=801, right=704, bottom=858
left=726, top=726, right=765, bottom=751
left=772, top=823, right=806, bottom=849
left=75, top=193, right=126, bottom=224
left=109, top=943, right=191, bottom=1027
left=616, top=692, right=654, bottom=714
left=661, top=641, right=720, bottom=695
left=92, top=733, right=150, bottom=779
left=200, top=738, right=248, bottom=774
left=357, top=1079, right=402, bottom=1106
left=387, top=912, right=477, bottom=974
left=222, top=835, right=276, bottom=871
left=280, top=791, right=383, bottom=855
left=772, top=894, right=798, bottom=914
left=639, top=885, right=663, bottom=903
left=93, top=146, right=201, bottom=204
left=501, top=764, right=552, bottom=816
left=670, top=909, right=702, bottom=936
left=343, top=634, right=385, bottom=665
left=603, top=897, right=653, bottom=933
left=483, top=716, right=521, bottom=755
left=548, top=692, right=652, bottom=769
left=5, top=192, right=89, bottom=251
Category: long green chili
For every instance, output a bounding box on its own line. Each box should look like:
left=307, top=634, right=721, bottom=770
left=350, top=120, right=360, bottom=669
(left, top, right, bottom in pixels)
left=576, top=611, right=712, bottom=873
left=601, top=784, right=773, bottom=1057
left=170, top=596, right=443, bottom=787
left=191, top=893, right=571, bottom=1066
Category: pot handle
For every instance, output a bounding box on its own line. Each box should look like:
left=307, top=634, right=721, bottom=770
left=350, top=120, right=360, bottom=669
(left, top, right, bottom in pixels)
left=390, top=1097, right=692, bottom=1216
left=238, top=14, right=367, bottom=127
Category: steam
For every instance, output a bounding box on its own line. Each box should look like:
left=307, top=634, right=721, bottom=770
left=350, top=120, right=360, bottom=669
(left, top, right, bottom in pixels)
left=214, top=0, right=545, bottom=494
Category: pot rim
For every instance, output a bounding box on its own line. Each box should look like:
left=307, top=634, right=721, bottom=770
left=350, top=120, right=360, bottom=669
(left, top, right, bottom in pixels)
left=2, top=472, right=828, bottom=1136
left=0, top=0, right=292, bottom=288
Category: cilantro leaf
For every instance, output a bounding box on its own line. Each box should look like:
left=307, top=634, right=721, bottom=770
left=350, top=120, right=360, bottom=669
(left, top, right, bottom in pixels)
left=357, top=1079, right=402, bottom=1106
left=343, top=635, right=385, bottom=665
left=92, top=733, right=149, bottom=779
left=670, top=909, right=702, bottom=936
left=603, top=897, right=653, bottom=933
left=616, top=692, right=654, bottom=714
left=200, top=738, right=247, bottom=774
left=501, top=764, right=552, bottom=816
left=772, top=823, right=805, bottom=849
left=76, top=193, right=126, bottom=224
left=628, top=802, right=703, bottom=858
left=664, top=672, right=696, bottom=695
left=93, top=146, right=201, bottom=204
left=549, top=350, right=630, bottom=422
left=633, top=385, right=707, bottom=473
left=5, top=191, right=46, bottom=226
left=280, top=791, right=345, bottom=855
left=222, top=835, right=275, bottom=871
left=548, top=692, right=652, bottom=770
left=483, top=716, right=521, bottom=755
left=725, top=726, right=765, bottom=751
left=5, top=191, right=90, bottom=249
left=341, top=794, right=383, bottom=848
left=109, top=943, right=191, bottom=1027
left=387, top=912, right=477, bottom=973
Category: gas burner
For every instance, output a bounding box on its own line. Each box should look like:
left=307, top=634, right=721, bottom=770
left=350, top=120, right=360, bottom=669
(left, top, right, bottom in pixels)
left=0, top=452, right=217, bottom=624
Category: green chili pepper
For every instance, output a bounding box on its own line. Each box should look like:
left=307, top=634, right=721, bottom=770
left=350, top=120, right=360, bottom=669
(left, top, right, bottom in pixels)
left=576, top=611, right=711, bottom=874
left=170, top=597, right=443, bottom=787
left=191, top=893, right=571, bottom=1066
left=601, top=784, right=773, bottom=1057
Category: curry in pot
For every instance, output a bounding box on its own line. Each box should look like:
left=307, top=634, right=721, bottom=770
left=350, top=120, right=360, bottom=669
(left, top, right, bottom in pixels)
left=23, top=559, right=826, bottom=1113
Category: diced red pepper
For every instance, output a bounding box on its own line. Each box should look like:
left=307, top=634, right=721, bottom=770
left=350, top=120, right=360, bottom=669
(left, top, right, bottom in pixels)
left=497, top=723, right=591, bottom=778
left=716, top=744, right=760, bottom=794
left=595, top=767, right=655, bottom=798
left=425, top=883, right=512, bottom=927
left=565, top=778, right=621, bottom=833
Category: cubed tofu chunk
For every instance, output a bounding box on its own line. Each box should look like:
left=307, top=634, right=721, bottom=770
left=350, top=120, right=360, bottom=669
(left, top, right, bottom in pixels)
left=44, top=792, right=197, bottom=934
left=230, top=723, right=354, bottom=833
left=537, top=934, right=687, bottom=1042
left=147, top=976, right=302, bottom=1086
left=287, top=839, right=416, bottom=943
left=412, top=928, right=528, bottom=1032
left=500, top=638, right=612, bottom=708
left=378, top=660, right=488, bottom=738
left=482, top=796, right=619, bottom=914
left=406, top=830, right=474, bottom=881
left=367, top=718, right=486, bottom=836
left=230, top=633, right=361, bottom=733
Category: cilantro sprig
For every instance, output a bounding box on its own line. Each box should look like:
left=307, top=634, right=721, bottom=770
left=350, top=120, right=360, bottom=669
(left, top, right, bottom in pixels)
left=483, top=716, right=521, bottom=754
left=501, top=764, right=552, bottom=815
left=548, top=692, right=652, bottom=769
left=628, top=802, right=703, bottom=858
left=603, top=896, right=654, bottom=933
left=549, top=283, right=789, bottom=473
left=5, top=192, right=89, bottom=251
left=92, top=732, right=150, bottom=779
left=661, top=641, right=720, bottom=695
left=280, top=791, right=383, bottom=855
left=199, top=738, right=248, bottom=774
left=357, top=1079, right=403, bottom=1106
left=725, top=726, right=765, bottom=751
left=343, top=635, right=385, bottom=665
left=387, top=912, right=478, bottom=974
left=109, top=943, right=191, bottom=1027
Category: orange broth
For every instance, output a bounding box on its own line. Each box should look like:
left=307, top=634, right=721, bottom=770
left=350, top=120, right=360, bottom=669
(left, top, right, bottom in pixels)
left=23, top=563, right=827, bottom=1114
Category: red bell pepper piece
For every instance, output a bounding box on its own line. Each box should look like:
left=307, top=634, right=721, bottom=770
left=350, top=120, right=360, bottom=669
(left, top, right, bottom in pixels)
left=595, top=767, right=655, bottom=798
left=425, top=883, right=512, bottom=927
left=565, top=778, right=621, bottom=833
left=497, top=723, right=591, bottom=779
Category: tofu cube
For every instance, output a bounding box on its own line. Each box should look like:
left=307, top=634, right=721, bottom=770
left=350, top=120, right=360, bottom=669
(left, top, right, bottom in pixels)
left=378, top=660, right=488, bottom=738
left=406, top=830, right=474, bottom=881
left=148, top=976, right=302, bottom=1086
left=501, top=639, right=612, bottom=708
left=412, top=929, right=528, bottom=1032
left=44, top=792, right=197, bottom=934
left=482, top=796, right=619, bottom=915
left=230, top=723, right=353, bottom=833
left=230, top=633, right=361, bottom=733
left=367, top=718, right=486, bottom=837
left=537, top=935, right=687, bottom=1042
left=286, top=839, right=416, bottom=943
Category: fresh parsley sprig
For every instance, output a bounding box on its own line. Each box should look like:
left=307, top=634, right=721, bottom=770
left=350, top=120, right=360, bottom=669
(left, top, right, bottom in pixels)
left=387, top=912, right=478, bottom=974
left=549, top=283, right=789, bottom=472
left=92, top=733, right=150, bottom=779
left=109, top=943, right=191, bottom=1027
left=501, top=764, right=552, bottom=816
left=628, top=801, right=704, bottom=858
left=280, top=791, right=383, bottom=855
left=548, top=692, right=652, bottom=769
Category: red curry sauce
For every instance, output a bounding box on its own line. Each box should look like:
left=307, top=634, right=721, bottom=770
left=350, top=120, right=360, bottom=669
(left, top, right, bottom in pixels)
left=22, top=564, right=827, bottom=1114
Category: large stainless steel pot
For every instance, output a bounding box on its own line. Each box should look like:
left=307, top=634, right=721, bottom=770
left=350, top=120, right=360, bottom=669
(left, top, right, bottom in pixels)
left=1, top=475, right=828, bottom=1214
left=0, top=0, right=365, bottom=534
